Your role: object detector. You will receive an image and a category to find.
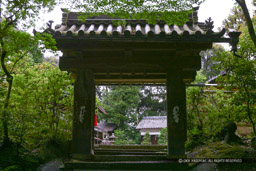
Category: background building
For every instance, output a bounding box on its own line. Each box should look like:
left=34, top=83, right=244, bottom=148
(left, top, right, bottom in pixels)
left=136, top=116, right=167, bottom=144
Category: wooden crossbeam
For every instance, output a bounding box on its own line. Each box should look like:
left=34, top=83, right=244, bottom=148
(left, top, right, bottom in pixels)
left=56, top=39, right=212, bottom=51
left=59, top=56, right=201, bottom=73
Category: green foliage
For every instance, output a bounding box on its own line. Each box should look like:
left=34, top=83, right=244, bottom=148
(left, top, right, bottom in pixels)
left=100, top=85, right=167, bottom=145
left=200, top=44, right=224, bottom=80
left=101, top=86, right=140, bottom=141
left=2, top=165, right=23, bottom=171
left=158, top=128, right=167, bottom=145
left=142, top=131, right=151, bottom=145
left=138, top=86, right=166, bottom=117
left=186, top=69, right=246, bottom=149
left=0, top=0, right=57, bottom=66
left=186, top=128, right=209, bottom=151
left=189, top=142, right=256, bottom=170
left=187, top=71, right=207, bottom=130
left=68, top=0, right=205, bottom=25
left=0, top=0, right=58, bottom=147
left=0, top=0, right=56, bottom=29
left=186, top=7, right=256, bottom=148
left=0, top=143, right=42, bottom=170
left=114, top=130, right=135, bottom=145
left=193, top=141, right=256, bottom=158
left=213, top=21, right=256, bottom=135
left=0, top=56, right=74, bottom=169
left=222, top=4, right=245, bottom=32
left=0, top=56, right=73, bottom=148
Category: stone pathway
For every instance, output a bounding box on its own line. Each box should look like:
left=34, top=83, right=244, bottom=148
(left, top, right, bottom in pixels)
left=37, top=159, right=63, bottom=171
left=190, top=163, right=218, bottom=171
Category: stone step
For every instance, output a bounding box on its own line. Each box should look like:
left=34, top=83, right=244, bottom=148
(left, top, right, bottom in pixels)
left=93, top=155, right=167, bottom=161
left=94, top=145, right=167, bottom=150
left=94, top=150, right=166, bottom=155
left=64, top=160, right=188, bottom=170
left=94, top=148, right=167, bottom=152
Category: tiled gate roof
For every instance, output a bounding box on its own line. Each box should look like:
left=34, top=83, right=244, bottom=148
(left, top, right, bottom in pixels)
left=45, top=7, right=226, bottom=40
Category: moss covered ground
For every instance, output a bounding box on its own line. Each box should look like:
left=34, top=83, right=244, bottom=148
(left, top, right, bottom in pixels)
left=188, top=141, right=256, bottom=171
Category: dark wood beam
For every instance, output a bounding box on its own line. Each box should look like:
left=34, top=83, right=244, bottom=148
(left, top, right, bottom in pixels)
left=62, top=49, right=203, bottom=59
left=94, top=79, right=195, bottom=84
left=56, top=39, right=212, bottom=51
left=95, top=79, right=167, bottom=84
left=59, top=56, right=201, bottom=72
left=93, top=71, right=196, bottom=84
left=93, top=72, right=196, bottom=80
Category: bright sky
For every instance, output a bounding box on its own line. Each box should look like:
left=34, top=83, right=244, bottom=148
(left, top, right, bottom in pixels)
left=199, top=0, right=254, bottom=31
left=38, top=0, right=255, bottom=57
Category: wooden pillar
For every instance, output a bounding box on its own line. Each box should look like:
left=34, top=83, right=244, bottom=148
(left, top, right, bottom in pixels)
left=72, top=69, right=95, bottom=160
left=166, top=69, right=187, bottom=158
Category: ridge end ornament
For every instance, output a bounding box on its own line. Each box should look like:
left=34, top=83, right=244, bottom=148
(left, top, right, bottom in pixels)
left=205, top=17, right=214, bottom=31
left=47, top=20, right=54, bottom=29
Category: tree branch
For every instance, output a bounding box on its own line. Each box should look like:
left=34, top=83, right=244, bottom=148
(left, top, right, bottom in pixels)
left=236, top=0, right=256, bottom=47
left=3, top=17, right=18, bottom=31
left=1, top=50, right=11, bottom=79
left=10, top=51, right=27, bottom=74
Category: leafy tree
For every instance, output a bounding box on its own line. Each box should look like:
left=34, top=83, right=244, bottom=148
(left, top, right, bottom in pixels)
left=101, top=86, right=140, bottom=141
left=186, top=69, right=244, bottom=147
left=222, top=4, right=246, bottom=32
left=158, top=128, right=167, bottom=145
left=200, top=44, right=225, bottom=80
left=138, top=86, right=166, bottom=120
left=142, top=131, right=151, bottom=145
left=187, top=71, right=207, bottom=130
left=214, top=54, right=256, bottom=135
left=4, top=56, right=73, bottom=148
left=212, top=10, right=256, bottom=136
left=186, top=128, right=205, bottom=151
left=206, top=88, right=242, bottom=134
left=0, top=0, right=57, bottom=146
left=100, top=85, right=167, bottom=143
left=0, top=55, right=74, bottom=169
left=114, top=130, right=135, bottom=145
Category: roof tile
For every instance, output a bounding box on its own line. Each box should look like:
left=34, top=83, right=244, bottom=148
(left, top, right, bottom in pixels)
left=136, top=116, right=167, bottom=129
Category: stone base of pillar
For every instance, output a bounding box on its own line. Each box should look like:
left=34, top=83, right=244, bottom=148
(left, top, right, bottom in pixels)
left=72, top=153, right=94, bottom=161
left=167, top=154, right=187, bottom=159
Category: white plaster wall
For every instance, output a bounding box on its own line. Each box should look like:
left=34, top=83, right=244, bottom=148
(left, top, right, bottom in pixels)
left=140, top=128, right=161, bottom=136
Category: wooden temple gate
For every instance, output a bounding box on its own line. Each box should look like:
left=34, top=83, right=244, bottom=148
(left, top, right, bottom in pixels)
left=44, top=7, right=240, bottom=170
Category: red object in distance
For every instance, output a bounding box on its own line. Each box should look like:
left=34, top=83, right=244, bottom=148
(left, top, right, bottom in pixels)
left=94, top=114, right=97, bottom=126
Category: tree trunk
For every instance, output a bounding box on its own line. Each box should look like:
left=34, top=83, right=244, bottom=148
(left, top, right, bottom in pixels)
left=246, top=93, right=256, bottom=136
left=2, top=77, right=13, bottom=144
left=236, top=0, right=256, bottom=47
left=1, top=50, right=13, bottom=145
left=196, top=104, right=203, bottom=129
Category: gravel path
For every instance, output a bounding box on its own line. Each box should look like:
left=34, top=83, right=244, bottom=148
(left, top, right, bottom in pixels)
left=37, top=159, right=63, bottom=171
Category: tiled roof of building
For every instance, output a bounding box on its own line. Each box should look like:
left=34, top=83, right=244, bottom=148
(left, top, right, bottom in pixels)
left=97, top=105, right=107, bottom=114
left=95, top=123, right=117, bottom=133
left=136, top=116, right=167, bottom=129
left=45, top=7, right=226, bottom=40
left=208, top=70, right=227, bottom=84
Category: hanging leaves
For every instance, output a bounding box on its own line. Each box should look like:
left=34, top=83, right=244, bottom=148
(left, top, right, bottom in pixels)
left=66, top=0, right=205, bottom=25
